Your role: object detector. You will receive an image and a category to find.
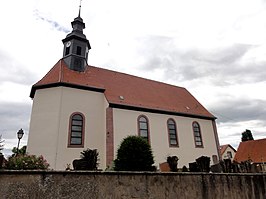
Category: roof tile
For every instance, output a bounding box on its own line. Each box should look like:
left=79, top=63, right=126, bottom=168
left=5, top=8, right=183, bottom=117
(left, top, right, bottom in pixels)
left=234, top=138, right=266, bottom=163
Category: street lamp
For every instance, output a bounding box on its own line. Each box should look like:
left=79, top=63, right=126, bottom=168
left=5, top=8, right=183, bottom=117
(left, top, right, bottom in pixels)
left=16, top=128, right=24, bottom=155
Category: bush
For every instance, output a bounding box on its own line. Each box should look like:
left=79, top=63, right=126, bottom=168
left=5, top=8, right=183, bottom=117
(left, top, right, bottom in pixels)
left=114, top=135, right=155, bottom=171
left=4, top=154, right=49, bottom=170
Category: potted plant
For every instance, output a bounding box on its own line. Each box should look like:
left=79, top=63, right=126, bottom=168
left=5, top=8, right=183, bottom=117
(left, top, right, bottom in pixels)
left=73, top=149, right=99, bottom=170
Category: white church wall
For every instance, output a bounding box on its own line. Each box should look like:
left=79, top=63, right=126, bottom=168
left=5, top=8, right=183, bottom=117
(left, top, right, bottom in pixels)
left=112, top=108, right=219, bottom=168
left=27, top=87, right=63, bottom=169
left=27, top=87, right=107, bottom=170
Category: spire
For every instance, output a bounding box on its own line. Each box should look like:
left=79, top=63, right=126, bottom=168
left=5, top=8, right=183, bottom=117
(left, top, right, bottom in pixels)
left=78, top=0, right=82, bottom=17
left=61, top=2, right=91, bottom=72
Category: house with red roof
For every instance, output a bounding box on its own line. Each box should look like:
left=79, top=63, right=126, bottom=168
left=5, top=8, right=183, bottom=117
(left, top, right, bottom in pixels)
left=27, top=12, right=221, bottom=170
left=220, top=144, right=236, bottom=160
left=234, top=138, right=266, bottom=172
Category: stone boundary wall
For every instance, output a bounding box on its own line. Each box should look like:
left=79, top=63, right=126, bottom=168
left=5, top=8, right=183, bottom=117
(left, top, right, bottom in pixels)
left=0, top=171, right=265, bottom=199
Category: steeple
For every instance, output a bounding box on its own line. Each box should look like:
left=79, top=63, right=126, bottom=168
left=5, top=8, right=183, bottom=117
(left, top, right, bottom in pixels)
left=62, top=2, right=91, bottom=72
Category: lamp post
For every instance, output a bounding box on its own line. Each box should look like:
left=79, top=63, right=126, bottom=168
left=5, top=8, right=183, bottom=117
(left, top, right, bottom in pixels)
left=16, top=128, right=24, bottom=155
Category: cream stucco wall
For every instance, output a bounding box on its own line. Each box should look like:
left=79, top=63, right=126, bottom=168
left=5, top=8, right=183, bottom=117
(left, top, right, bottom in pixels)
left=27, top=87, right=107, bottom=170
left=112, top=108, right=219, bottom=168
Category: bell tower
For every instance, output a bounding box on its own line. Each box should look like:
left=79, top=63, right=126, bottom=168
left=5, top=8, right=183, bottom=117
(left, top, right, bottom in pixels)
left=62, top=3, right=91, bottom=72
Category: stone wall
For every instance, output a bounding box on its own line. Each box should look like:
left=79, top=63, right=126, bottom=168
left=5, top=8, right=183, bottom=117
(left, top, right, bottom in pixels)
left=0, top=171, right=265, bottom=199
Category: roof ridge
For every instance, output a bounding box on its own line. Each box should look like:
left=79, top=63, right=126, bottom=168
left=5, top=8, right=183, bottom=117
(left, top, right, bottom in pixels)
left=86, top=64, right=186, bottom=90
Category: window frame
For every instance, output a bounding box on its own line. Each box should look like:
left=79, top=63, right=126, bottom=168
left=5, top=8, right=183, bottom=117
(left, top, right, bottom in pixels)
left=68, top=112, right=85, bottom=148
left=192, top=121, right=203, bottom=148
left=137, top=115, right=150, bottom=143
left=167, top=118, right=179, bottom=147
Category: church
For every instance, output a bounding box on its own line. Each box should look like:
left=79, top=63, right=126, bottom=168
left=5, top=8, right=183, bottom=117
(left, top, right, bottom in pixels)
left=27, top=10, right=221, bottom=170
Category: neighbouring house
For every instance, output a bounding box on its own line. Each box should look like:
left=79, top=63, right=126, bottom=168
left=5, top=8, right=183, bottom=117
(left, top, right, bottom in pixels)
left=27, top=11, right=221, bottom=170
left=234, top=138, right=266, bottom=172
left=220, top=144, right=236, bottom=160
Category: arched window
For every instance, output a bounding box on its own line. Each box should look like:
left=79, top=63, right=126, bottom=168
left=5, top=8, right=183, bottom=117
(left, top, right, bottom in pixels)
left=167, top=119, right=178, bottom=147
left=193, top=121, right=203, bottom=147
left=68, top=113, right=85, bottom=147
left=138, top=115, right=150, bottom=143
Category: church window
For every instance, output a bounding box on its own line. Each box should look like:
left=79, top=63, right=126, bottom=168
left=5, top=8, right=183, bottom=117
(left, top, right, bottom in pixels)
left=138, top=115, right=150, bottom=143
left=167, top=119, right=178, bottom=147
left=77, top=46, right=82, bottom=55
left=68, top=112, right=85, bottom=147
left=193, top=121, right=203, bottom=147
left=65, top=46, right=70, bottom=56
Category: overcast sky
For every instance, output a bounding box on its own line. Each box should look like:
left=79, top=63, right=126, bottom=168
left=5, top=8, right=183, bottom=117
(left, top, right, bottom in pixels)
left=0, top=0, right=266, bottom=156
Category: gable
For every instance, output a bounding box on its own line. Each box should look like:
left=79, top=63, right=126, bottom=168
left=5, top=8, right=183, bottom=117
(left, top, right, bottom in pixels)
left=30, top=59, right=216, bottom=120
left=220, top=144, right=236, bottom=156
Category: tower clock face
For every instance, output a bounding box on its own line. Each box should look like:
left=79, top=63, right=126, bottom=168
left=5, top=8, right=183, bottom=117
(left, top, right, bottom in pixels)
left=66, top=41, right=72, bottom=47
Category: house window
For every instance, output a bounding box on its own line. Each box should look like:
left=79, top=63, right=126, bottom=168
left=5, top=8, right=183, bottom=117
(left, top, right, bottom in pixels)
left=212, top=155, right=218, bottom=164
left=167, top=119, right=178, bottom=147
left=138, top=115, right=150, bottom=143
left=193, top=121, right=203, bottom=147
left=227, top=151, right=232, bottom=159
left=68, top=113, right=85, bottom=147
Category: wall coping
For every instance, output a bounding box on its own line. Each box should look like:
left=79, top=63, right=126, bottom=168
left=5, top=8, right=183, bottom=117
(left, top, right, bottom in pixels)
left=1, top=170, right=266, bottom=177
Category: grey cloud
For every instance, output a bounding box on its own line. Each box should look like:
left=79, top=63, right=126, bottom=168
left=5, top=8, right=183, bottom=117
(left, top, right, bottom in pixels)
left=0, top=101, right=30, bottom=156
left=0, top=102, right=31, bottom=140
left=210, top=98, right=266, bottom=124
left=34, top=9, right=70, bottom=33
left=137, top=35, right=266, bottom=85
left=0, top=50, right=36, bottom=85
left=196, top=44, right=252, bottom=65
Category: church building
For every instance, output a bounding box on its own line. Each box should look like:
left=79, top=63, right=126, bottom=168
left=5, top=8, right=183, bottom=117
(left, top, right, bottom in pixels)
left=27, top=11, right=221, bottom=170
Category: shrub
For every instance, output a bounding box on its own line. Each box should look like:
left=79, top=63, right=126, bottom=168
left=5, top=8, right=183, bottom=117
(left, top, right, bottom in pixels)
left=4, top=154, right=49, bottom=170
left=114, top=135, right=155, bottom=171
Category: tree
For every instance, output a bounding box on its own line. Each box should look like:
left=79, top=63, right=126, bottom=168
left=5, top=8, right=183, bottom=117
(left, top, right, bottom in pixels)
left=114, top=135, right=155, bottom=171
left=241, top=129, right=254, bottom=142
left=0, top=135, right=4, bottom=155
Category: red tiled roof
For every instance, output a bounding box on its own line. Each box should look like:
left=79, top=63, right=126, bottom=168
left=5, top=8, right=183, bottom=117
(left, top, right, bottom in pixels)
left=220, top=144, right=236, bottom=156
left=234, top=138, right=266, bottom=163
left=30, top=59, right=215, bottom=119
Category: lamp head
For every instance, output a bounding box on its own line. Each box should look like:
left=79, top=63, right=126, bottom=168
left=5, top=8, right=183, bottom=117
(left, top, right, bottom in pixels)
left=17, top=129, right=24, bottom=140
